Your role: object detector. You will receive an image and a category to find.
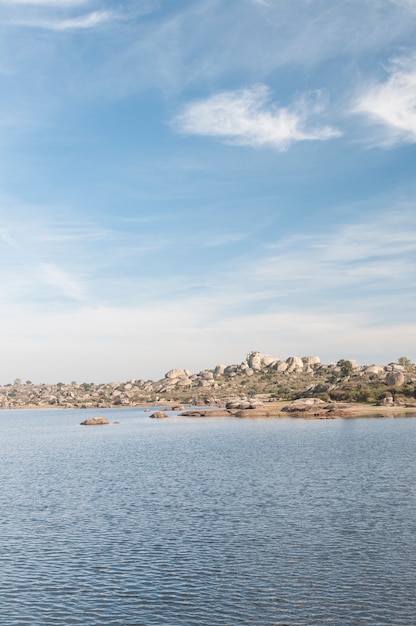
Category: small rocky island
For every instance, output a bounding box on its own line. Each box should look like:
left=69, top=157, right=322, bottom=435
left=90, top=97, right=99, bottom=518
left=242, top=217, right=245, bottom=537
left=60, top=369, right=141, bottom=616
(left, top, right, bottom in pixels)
left=1, top=352, right=415, bottom=413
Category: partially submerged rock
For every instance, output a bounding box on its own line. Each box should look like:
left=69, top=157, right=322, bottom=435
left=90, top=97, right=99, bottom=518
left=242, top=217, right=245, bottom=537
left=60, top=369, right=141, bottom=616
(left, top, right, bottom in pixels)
left=80, top=417, right=110, bottom=426
left=282, top=399, right=352, bottom=419
left=232, top=409, right=279, bottom=418
left=179, top=409, right=231, bottom=417
left=225, top=400, right=264, bottom=410
left=149, top=411, right=169, bottom=419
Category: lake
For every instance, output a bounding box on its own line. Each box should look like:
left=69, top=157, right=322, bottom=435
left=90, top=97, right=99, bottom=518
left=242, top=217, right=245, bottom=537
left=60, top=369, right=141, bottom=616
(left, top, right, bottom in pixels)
left=0, top=408, right=415, bottom=625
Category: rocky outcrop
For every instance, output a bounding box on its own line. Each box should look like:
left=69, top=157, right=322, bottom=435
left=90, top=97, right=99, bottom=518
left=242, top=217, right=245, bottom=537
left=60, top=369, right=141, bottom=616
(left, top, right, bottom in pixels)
left=2, top=353, right=415, bottom=409
left=285, top=356, right=304, bottom=372
left=247, top=351, right=278, bottom=370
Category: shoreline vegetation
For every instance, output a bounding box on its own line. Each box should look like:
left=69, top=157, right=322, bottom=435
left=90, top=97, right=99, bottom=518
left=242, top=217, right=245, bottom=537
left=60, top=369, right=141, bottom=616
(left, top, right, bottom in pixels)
left=1, top=351, right=416, bottom=418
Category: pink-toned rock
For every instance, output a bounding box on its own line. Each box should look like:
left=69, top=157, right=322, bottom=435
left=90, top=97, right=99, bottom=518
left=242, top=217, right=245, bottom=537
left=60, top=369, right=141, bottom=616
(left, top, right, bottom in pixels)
left=80, top=417, right=109, bottom=426
left=179, top=409, right=231, bottom=417
left=150, top=411, right=169, bottom=419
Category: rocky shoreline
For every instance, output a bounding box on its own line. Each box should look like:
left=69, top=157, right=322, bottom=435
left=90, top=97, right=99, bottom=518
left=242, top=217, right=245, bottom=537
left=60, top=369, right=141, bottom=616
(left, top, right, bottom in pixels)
left=1, top=351, right=415, bottom=413
left=81, top=400, right=416, bottom=425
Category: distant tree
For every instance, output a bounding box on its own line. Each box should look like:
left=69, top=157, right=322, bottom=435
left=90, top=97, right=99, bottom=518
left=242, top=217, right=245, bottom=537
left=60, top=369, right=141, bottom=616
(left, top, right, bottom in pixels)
left=398, top=356, right=412, bottom=370
left=337, top=359, right=354, bottom=378
left=25, top=380, right=32, bottom=385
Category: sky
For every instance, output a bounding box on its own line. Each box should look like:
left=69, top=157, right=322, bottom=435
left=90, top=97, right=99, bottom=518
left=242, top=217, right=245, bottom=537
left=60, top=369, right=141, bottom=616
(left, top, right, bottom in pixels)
left=0, top=0, right=416, bottom=383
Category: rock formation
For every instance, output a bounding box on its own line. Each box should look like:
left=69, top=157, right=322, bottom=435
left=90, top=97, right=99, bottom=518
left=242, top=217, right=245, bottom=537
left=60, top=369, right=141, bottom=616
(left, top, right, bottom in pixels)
left=1, top=352, right=415, bottom=409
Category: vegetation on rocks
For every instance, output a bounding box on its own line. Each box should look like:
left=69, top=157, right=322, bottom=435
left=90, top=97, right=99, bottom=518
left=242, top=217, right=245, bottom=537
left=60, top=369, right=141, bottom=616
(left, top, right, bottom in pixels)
left=1, top=352, right=415, bottom=410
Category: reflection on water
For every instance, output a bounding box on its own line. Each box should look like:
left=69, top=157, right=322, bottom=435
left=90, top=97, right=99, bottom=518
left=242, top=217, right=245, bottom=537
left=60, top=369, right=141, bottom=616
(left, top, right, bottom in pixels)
left=0, top=409, right=415, bottom=625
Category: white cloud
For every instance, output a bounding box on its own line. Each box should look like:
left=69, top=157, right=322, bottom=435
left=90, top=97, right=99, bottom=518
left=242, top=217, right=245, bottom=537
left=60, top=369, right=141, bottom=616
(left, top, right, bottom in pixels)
left=39, top=262, right=86, bottom=300
left=174, top=85, right=341, bottom=151
left=12, top=9, right=112, bottom=30
left=353, top=55, right=416, bottom=146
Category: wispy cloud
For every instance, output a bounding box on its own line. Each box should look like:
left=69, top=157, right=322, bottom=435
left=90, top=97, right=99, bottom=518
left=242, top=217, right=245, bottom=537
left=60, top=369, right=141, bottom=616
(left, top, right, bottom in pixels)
left=353, top=54, right=416, bottom=146
left=39, top=262, right=86, bottom=300
left=0, top=0, right=89, bottom=4
left=210, top=206, right=416, bottom=324
left=12, top=9, right=113, bottom=30
left=389, top=0, right=416, bottom=10
left=203, top=232, right=248, bottom=247
left=174, top=85, right=340, bottom=151
left=0, top=204, right=414, bottom=381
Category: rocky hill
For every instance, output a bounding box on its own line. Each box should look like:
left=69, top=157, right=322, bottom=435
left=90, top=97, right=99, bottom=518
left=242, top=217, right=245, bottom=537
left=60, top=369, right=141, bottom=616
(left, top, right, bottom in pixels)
left=1, top=352, right=415, bottom=410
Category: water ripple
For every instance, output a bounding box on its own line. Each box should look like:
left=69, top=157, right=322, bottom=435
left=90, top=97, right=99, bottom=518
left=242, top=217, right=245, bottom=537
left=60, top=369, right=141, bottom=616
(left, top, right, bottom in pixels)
left=0, top=409, right=415, bottom=624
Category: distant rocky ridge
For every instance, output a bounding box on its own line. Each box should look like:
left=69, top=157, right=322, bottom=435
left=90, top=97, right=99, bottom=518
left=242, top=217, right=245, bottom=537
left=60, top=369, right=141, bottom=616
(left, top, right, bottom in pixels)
left=1, top=351, right=415, bottom=409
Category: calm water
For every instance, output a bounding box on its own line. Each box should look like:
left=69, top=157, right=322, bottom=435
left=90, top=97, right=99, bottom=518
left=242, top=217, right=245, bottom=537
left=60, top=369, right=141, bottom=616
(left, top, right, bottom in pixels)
left=0, top=409, right=415, bottom=625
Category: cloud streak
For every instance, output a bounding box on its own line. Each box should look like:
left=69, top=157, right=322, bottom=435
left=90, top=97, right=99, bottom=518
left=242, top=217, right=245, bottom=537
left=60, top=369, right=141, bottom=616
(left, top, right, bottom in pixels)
left=0, top=204, right=415, bottom=381
left=11, top=9, right=113, bottom=30
left=174, top=85, right=340, bottom=151
left=39, top=262, right=86, bottom=301
left=353, top=54, right=416, bottom=146
left=0, top=0, right=89, bottom=4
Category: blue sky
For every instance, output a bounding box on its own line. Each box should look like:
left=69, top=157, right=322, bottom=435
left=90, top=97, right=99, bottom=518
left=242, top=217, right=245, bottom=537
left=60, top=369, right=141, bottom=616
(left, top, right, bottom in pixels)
left=1, top=0, right=416, bottom=383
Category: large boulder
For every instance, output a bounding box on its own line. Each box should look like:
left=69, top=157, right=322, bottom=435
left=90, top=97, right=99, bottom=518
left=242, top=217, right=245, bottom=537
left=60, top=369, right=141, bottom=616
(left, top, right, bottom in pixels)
left=345, top=359, right=359, bottom=370
left=165, top=368, right=191, bottom=380
left=285, top=356, right=303, bottom=372
left=246, top=351, right=278, bottom=370
left=273, top=361, right=288, bottom=372
left=302, top=356, right=321, bottom=367
left=364, top=365, right=385, bottom=379
left=199, top=370, right=214, bottom=380
left=386, top=370, right=405, bottom=386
